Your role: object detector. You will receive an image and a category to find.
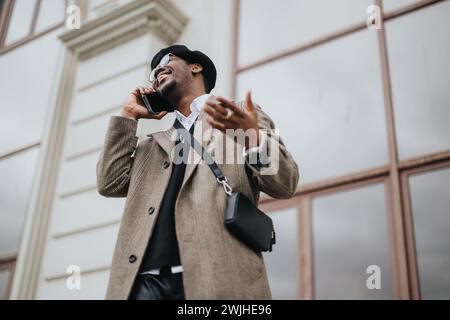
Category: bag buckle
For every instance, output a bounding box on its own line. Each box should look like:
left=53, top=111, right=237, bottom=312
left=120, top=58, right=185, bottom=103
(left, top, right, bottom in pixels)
left=217, top=177, right=233, bottom=196
left=130, top=147, right=137, bottom=159
left=269, top=229, right=276, bottom=252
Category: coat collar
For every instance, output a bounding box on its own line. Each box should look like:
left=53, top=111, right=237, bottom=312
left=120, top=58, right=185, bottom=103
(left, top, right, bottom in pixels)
left=152, top=107, right=214, bottom=156
left=152, top=108, right=215, bottom=190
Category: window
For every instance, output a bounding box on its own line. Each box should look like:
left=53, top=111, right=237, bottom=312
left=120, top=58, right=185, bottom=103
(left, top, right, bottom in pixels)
left=237, top=29, right=389, bottom=184
left=385, top=1, right=450, bottom=160
left=0, top=147, right=40, bottom=258
left=238, top=0, right=372, bottom=67
left=0, top=256, right=15, bottom=300
left=313, top=183, right=394, bottom=299
left=35, top=0, right=66, bottom=33
left=382, top=0, right=419, bottom=12
left=0, top=146, right=39, bottom=300
left=408, top=167, right=450, bottom=299
left=0, top=270, right=11, bottom=299
left=0, top=0, right=11, bottom=44
left=0, top=0, right=65, bottom=53
left=234, top=0, right=450, bottom=300
left=4, top=0, right=38, bottom=45
left=262, top=208, right=300, bottom=299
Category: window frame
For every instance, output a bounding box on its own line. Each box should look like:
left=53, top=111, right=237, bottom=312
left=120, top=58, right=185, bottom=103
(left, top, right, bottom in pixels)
left=0, top=0, right=66, bottom=55
left=233, top=0, right=450, bottom=300
left=400, top=159, right=450, bottom=299
left=0, top=143, right=40, bottom=300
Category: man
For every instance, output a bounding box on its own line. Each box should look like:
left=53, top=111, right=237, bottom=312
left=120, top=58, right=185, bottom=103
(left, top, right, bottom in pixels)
left=96, top=45, right=299, bottom=300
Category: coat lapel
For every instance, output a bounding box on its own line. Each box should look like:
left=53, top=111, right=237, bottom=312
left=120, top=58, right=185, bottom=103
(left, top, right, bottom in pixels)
left=152, top=120, right=177, bottom=157
left=151, top=109, right=215, bottom=189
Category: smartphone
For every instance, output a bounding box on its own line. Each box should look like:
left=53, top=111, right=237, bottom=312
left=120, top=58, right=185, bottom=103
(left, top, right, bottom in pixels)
left=140, top=90, right=175, bottom=115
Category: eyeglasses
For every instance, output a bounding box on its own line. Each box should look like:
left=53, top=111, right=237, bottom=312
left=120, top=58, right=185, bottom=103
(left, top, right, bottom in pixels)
left=149, top=53, right=174, bottom=83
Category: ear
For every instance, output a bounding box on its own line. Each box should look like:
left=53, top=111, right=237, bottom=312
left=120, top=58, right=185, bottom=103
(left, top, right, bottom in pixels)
left=191, top=63, right=203, bottom=75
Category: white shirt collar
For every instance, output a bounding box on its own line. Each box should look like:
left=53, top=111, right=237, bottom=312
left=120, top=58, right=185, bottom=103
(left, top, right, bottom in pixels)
left=175, top=93, right=210, bottom=130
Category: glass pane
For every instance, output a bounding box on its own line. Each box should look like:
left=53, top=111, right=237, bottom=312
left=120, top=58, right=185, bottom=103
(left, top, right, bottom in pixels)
left=238, top=0, right=372, bottom=66
left=237, top=30, right=388, bottom=184
left=313, top=184, right=393, bottom=299
left=386, top=1, right=450, bottom=160
left=382, top=0, right=418, bottom=12
left=0, top=28, right=62, bottom=155
left=35, top=0, right=65, bottom=32
left=4, top=0, right=37, bottom=45
left=263, top=208, right=299, bottom=299
left=0, top=147, right=40, bottom=256
left=409, top=167, right=450, bottom=299
left=0, top=270, right=11, bottom=300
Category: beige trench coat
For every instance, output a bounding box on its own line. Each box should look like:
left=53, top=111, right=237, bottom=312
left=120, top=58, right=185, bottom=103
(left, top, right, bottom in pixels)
left=96, top=100, right=299, bottom=299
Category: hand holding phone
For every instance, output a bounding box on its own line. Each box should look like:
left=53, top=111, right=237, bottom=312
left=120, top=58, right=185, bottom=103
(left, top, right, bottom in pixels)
left=121, top=87, right=168, bottom=120
left=139, top=87, right=175, bottom=115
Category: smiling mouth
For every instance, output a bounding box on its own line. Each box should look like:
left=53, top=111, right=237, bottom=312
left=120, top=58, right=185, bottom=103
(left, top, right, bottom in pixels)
left=157, top=70, right=172, bottom=85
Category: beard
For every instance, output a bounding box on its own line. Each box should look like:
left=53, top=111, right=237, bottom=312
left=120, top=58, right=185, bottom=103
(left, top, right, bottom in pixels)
left=158, top=79, right=177, bottom=98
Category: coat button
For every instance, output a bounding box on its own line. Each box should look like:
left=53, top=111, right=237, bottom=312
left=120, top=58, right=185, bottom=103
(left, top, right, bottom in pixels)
left=148, top=207, right=155, bottom=215
left=129, top=255, right=137, bottom=263
left=163, top=160, right=170, bottom=169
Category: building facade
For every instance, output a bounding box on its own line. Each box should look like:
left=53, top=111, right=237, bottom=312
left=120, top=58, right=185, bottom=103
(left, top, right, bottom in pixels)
left=0, top=0, right=449, bottom=299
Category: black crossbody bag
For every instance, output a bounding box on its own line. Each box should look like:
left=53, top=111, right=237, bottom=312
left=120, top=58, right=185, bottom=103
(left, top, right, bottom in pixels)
left=174, top=121, right=276, bottom=252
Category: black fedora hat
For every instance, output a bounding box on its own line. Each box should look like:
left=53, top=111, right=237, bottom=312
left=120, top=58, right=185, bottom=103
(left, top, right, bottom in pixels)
left=151, top=44, right=217, bottom=93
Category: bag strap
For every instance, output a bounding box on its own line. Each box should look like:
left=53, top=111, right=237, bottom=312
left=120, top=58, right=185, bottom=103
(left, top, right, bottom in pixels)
left=174, top=120, right=233, bottom=196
